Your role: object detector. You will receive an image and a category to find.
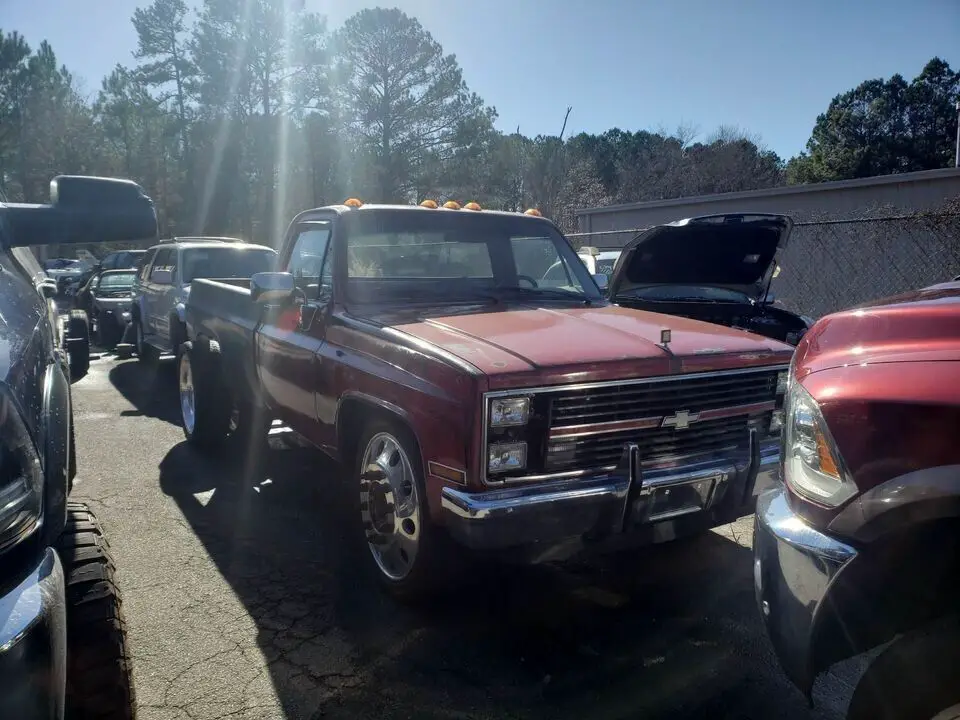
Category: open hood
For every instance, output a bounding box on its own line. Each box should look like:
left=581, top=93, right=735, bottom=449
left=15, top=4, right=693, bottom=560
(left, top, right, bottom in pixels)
left=607, top=213, right=792, bottom=302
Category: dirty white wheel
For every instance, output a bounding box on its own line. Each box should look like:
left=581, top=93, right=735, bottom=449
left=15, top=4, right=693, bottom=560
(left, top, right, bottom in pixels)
left=359, top=431, right=421, bottom=581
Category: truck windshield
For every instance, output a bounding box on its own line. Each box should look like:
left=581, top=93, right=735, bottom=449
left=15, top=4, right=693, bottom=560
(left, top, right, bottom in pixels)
left=343, top=210, right=600, bottom=303
left=181, top=247, right=276, bottom=283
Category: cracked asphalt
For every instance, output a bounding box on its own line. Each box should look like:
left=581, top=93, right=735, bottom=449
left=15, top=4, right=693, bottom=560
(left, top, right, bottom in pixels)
left=70, top=353, right=867, bottom=720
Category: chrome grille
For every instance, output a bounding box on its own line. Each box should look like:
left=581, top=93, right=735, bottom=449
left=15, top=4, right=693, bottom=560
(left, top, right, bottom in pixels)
left=544, top=367, right=783, bottom=474
left=546, top=413, right=771, bottom=472
left=550, top=368, right=780, bottom=427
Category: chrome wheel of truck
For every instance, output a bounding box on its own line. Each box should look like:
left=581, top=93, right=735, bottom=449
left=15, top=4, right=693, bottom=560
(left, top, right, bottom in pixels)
left=179, top=351, right=196, bottom=436
left=359, top=431, right=421, bottom=581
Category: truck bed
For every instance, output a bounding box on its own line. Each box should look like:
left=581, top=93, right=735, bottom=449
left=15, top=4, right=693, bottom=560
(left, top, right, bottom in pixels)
left=185, top=278, right=262, bottom=406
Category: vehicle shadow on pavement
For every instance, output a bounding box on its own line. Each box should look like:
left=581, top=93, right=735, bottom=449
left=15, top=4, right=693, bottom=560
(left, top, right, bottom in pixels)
left=157, top=441, right=840, bottom=720
left=109, top=359, right=180, bottom=425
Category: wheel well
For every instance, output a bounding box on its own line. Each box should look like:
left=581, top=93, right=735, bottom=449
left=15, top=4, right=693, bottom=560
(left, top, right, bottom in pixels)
left=812, top=517, right=960, bottom=677
left=337, top=397, right=423, bottom=471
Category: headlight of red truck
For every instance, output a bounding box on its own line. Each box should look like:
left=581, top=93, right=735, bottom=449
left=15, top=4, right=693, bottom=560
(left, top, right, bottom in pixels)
left=783, top=374, right=857, bottom=508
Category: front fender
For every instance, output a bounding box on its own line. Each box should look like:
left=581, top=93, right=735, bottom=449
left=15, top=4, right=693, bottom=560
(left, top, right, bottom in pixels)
left=40, top=361, right=70, bottom=546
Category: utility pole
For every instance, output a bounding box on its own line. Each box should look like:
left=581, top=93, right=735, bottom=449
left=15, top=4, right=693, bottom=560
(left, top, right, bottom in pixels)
left=956, top=101, right=960, bottom=168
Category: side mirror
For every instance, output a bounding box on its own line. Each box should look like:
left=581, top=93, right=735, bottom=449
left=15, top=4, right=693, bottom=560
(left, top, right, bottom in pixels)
left=251, top=272, right=295, bottom=306
left=593, top=273, right=609, bottom=293
left=1, top=175, right=158, bottom=248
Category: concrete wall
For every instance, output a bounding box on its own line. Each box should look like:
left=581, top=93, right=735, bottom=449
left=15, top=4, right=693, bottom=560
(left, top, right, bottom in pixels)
left=576, top=167, right=960, bottom=238
left=574, top=168, right=960, bottom=319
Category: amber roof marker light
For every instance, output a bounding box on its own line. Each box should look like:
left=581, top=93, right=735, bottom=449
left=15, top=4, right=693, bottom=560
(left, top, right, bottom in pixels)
left=464, top=202, right=482, bottom=211
left=343, top=198, right=363, bottom=208
left=419, top=199, right=438, bottom=208
left=524, top=208, right=542, bottom=216
left=442, top=201, right=462, bottom=210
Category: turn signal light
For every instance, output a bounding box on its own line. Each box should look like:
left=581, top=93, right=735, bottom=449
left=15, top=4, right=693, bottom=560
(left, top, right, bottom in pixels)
left=442, top=201, right=461, bottom=210
left=524, top=208, right=542, bottom=217
left=420, top=199, right=438, bottom=208
left=344, top=198, right=363, bottom=208
left=464, top=202, right=482, bottom=211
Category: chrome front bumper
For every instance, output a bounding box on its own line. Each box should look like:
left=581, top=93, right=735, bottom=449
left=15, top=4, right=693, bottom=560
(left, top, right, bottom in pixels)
left=753, top=485, right=858, bottom=695
left=0, top=548, right=67, bottom=720
left=441, top=438, right=779, bottom=552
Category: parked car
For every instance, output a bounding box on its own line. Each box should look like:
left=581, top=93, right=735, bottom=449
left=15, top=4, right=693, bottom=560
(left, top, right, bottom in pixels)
left=181, top=199, right=795, bottom=601
left=88, top=269, right=138, bottom=348
left=754, top=279, right=960, bottom=720
left=603, top=214, right=813, bottom=345
left=131, top=238, right=276, bottom=360
left=64, top=249, right=148, bottom=298
left=0, top=174, right=157, bottom=719
left=577, top=246, right=622, bottom=278
left=43, top=257, right=91, bottom=295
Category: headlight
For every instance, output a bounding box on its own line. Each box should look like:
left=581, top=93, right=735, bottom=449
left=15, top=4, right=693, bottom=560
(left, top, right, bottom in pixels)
left=488, top=442, right=527, bottom=474
left=0, top=389, right=43, bottom=552
left=490, top=397, right=529, bottom=427
left=783, top=378, right=857, bottom=507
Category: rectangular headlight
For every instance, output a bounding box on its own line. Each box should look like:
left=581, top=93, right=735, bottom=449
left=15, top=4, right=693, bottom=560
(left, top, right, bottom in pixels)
left=490, top=397, right=529, bottom=427
left=488, top=442, right=527, bottom=474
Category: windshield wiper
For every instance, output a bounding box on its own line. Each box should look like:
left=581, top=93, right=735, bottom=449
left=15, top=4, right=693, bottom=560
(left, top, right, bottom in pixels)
left=493, top=286, right=592, bottom=305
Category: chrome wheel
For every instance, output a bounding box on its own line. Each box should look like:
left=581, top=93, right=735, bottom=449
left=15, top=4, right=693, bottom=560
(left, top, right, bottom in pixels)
left=359, top=432, right=421, bottom=581
left=179, top=353, right=196, bottom=435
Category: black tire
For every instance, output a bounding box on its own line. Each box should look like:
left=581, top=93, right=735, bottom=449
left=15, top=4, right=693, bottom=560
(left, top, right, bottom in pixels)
left=133, top=317, right=155, bottom=364
left=179, top=343, right=231, bottom=451
left=66, top=310, right=91, bottom=381
left=57, top=502, right=136, bottom=720
left=170, top=317, right=187, bottom=361
left=848, top=617, right=960, bottom=720
left=352, top=418, right=455, bottom=602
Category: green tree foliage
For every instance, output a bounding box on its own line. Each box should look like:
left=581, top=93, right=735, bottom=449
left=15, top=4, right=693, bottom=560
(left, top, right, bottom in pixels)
left=787, top=58, right=960, bottom=183
left=332, top=7, right=494, bottom=203
left=2, top=7, right=954, bottom=243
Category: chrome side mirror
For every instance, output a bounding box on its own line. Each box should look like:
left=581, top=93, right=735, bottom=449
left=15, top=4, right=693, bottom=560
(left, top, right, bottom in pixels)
left=38, top=278, right=58, bottom=299
left=251, top=271, right=295, bottom=305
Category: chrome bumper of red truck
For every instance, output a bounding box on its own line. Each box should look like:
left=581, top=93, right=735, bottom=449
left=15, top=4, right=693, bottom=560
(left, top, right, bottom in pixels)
left=441, top=436, right=778, bottom=553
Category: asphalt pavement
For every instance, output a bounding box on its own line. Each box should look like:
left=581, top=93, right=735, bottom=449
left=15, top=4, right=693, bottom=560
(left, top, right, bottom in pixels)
left=71, top=353, right=867, bottom=720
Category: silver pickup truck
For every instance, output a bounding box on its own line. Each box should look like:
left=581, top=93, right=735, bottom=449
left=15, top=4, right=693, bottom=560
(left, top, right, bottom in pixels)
left=131, top=237, right=275, bottom=360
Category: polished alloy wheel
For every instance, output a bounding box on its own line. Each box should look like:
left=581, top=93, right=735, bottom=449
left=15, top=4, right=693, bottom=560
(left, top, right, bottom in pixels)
left=359, top=432, right=421, bottom=580
left=179, top=353, right=195, bottom=435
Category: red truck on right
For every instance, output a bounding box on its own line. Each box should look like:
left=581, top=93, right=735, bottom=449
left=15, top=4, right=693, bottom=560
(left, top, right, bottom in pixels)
left=754, top=278, right=960, bottom=720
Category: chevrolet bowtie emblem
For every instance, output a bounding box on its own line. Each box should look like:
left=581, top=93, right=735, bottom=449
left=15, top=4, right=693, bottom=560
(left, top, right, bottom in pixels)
left=661, top=410, right=700, bottom=430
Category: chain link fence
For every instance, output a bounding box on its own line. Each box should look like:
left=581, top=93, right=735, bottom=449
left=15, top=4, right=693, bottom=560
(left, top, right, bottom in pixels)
left=570, top=198, right=960, bottom=319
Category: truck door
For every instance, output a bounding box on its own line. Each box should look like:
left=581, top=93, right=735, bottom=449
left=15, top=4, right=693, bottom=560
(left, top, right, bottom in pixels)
left=257, top=220, right=334, bottom=445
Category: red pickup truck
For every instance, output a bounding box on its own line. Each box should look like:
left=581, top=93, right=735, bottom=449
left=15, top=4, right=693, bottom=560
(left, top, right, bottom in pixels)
left=754, top=280, right=960, bottom=719
left=181, top=201, right=794, bottom=599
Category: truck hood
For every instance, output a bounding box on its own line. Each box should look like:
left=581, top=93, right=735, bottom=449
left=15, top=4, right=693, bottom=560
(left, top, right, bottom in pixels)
left=608, top=213, right=792, bottom=302
left=387, top=303, right=793, bottom=384
left=795, top=281, right=960, bottom=379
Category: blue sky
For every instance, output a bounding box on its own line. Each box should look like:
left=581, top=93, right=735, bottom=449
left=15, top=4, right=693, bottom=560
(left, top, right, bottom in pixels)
left=3, top=0, right=957, bottom=159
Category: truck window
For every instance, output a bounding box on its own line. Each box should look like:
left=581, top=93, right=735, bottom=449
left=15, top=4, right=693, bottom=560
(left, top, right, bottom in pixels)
left=287, top=225, right=331, bottom=295
left=139, top=249, right=157, bottom=281
left=150, top=249, right=173, bottom=284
